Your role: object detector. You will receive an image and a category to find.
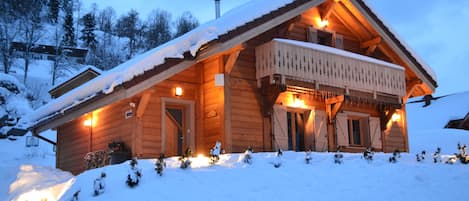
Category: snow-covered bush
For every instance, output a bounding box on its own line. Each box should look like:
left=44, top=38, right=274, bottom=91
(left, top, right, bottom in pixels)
left=93, top=172, right=106, bottom=196
left=155, top=154, right=166, bottom=176
left=179, top=148, right=192, bottom=169
left=209, top=141, right=221, bottom=164
left=273, top=149, right=282, bottom=168
left=126, top=158, right=142, bottom=187
left=243, top=147, right=253, bottom=164
left=363, top=147, right=373, bottom=162
left=389, top=150, right=401, bottom=163
left=433, top=147, right=441, bottom=163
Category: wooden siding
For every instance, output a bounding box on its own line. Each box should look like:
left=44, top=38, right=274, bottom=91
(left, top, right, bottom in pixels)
left=229, top=48, right=264, bottom=152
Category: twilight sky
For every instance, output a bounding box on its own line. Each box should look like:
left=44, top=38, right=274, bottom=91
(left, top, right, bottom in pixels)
left=81, top=0, right=469, bottom=96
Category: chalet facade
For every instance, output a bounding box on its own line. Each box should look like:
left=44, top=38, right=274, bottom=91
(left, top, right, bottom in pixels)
left=11, top=42, right=88, bottom=64
left=29, top=0, right=437, bottom=174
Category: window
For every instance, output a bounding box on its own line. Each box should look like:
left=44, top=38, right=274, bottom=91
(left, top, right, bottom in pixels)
left=347, top=117, right=369, bottom=146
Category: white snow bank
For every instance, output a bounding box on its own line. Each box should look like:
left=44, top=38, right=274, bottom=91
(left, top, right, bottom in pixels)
left=57, top=151, right=469, bottom=201
left=275, top=38, right=405, bottom=70
left=27, top=0, right=295, bottom=126
left=8, top=165, right=74, bottom=201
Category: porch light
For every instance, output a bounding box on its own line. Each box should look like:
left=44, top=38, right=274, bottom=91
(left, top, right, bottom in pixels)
left=84, top=118, right=93, bottom=127
left=319, top=19, right=329, bottom=28
left=391, top=112, right=401, bottom=122
left=175, top=87, right=183, bottom=97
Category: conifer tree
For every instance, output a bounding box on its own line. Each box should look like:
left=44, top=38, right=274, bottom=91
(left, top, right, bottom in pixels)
left=48, top=0, right=60, bottom=24
left=174, top=11, right=199, bottom=38
left=80, top=12, right=97, bottom=50
left=62, top=10, right=76, bottom=47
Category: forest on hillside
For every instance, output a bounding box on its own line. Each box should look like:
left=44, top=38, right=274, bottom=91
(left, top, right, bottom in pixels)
left=0, top=0, right=200, bottom=85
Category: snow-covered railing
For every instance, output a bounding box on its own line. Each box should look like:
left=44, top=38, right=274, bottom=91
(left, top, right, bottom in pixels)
left=256, top=39, right=406, bottom=97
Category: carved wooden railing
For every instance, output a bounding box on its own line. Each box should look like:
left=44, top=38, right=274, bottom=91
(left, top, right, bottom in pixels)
left=256, top=39, right=406, bottom=97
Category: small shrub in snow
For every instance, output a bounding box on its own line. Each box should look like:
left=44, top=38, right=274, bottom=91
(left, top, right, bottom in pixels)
left=71, top=190, right=80, bottom=201
left=388, top=150, right=400, bottom=163
left=209, top=141, right=221, bottom=164
left=243, top=146, right=253, bottom=164
left=93, top=172, right=106, bottom=196
left=363, top=147, right=373, bottom=162
left=446, top=155, right=458, bottom=164
left=273, top=149, right=282, bottom=168
left=433, top=147, right=441, bottom=163
left=305, top=149, right=312, bottom=164
left=416, top=150, right=426, bottom=162
left=457, top=143, right=468, bottom=164
left=179, top=148, right=192, bottom=169
left=126, top=158, right=142, bottom=187
left=155, top=154, right=166, bottom=176
left=334, top=147, right=343, bottom=164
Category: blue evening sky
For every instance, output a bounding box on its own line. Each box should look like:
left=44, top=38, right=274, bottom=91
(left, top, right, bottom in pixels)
left=81, top=0, right=469, bottom=96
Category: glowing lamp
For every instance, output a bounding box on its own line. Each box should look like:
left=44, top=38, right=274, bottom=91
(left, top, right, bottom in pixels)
left=84, top=118, right=93, bottom=127
left=175, top=87, right=183, bottom=96
left=391, top=112, right=401, bottom=122
left=319, top=19, right=329, bottom=28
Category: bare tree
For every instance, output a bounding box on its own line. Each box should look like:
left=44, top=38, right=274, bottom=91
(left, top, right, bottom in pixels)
left=174, top=11, right=199, bottom=38
left=144, top=9, right=172, bottom=50
left=20, top=0, right=44, bottom=84
left=115, top=9, right=140, bottom=59
left=0, top=1, right=20, bottom=74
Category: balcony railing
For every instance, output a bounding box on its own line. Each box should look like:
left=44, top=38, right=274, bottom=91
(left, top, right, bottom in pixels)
left=256, top=39, right=406, bottom=97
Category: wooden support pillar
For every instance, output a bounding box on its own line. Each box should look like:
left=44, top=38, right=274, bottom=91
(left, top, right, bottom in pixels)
left=378, top=104, right=402, bottom=131
left=403, top=79, right=422, bottom=103
left=325, top=95, right=345, bottom=151
left=360, top=37, right=381, bottom=56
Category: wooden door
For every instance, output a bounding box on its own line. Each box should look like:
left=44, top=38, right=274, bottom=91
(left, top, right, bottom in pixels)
left=165, top=107, right=184, bottom=156
left=314, top=110, right=328, bottom=152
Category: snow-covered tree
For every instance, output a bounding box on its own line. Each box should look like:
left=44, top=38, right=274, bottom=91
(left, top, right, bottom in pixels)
left=0, top=1, right=21, bottom=74
left=80, top=12, right=97, bottom=50
left=93, top=172, right=106, bottom=196
left=144, top=9, right=171, bottom=50
left=62, top=9, right=76, bottom=47
left=20, top=0, right=44, bottom=84
left=173, top=11, right=199, bottom=38
left=126, top=158, right=142, bottom=187
left=115, top=9, right=140, bottom=59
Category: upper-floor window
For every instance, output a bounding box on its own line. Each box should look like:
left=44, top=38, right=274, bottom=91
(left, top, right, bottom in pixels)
left=307, top=26, right=343, bottom=49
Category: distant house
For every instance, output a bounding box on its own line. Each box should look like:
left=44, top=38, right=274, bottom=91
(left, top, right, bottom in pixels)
left=29, top=0, right=437, bottom=174
left=48, top=66, right=101, bottom=99
left=11, top=42, right=88, bottom=64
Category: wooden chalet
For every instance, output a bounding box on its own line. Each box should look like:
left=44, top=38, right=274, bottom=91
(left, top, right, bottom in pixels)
left=48, top=66, right=101, bottom=99
left=29, top=0, right=437, bottom=174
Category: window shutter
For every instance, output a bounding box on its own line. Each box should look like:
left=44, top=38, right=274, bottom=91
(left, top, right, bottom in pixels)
left=336, top=113, right=349, bottom=147
left=369, top=117, right=382, bottom=149
left=272, top=105, right=288, bottom=150
left=335, top=34, right=344, bottom=49
left=307, top=26, right=318, bottom=43
left=360, top=117, right=370, bottom=147
left=314, top=110, right=328, bottom=151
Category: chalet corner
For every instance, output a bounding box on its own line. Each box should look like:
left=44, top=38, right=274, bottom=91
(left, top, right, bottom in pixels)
left=29, top=0, right=437, bottom=174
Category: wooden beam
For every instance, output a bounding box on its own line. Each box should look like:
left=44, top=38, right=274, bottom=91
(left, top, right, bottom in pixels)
left=403, top=79, right=422, bottom=102
left=136, top=91, right=153, bottom=118
left=260, top=77, right=286, bottom=117
left=326, top=95, right=345, bottom=123
left=34, top=132, right=56, bottom=146
left=360, top=36, right=381, bottom=48
left=320, top=0, right=337, bottom=21
left=224, top=50, right=241, bottom=74
left=365, top=44, right=377, bottom=56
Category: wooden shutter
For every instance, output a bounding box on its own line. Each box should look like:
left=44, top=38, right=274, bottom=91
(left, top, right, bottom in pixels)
left=360, top=117, right=370, bottom=147
left=272, top=105, right=288, bottom=150
left=335, top=34, right=344, bottom=49
left=369, top=117, right=382, bottom=149
left=304, top=110, right=315, bottom=150
left=307, top=26, right=318, bottom=43
left=314, top=110, right=328, bottom=151
left=336, top=113, right=349, bottom=147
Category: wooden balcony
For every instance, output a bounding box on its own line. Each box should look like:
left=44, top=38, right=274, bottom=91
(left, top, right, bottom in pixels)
left=256, top=39, right=406, bottom=97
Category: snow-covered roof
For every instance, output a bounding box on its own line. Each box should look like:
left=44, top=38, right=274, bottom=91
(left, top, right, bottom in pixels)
left=28, top=0, right=437, bottom=129
left=49, top=65, right=102, bottom=92
left=27, top=0, right=296, bottom=126
left=275, top=38, right=405, bottom=71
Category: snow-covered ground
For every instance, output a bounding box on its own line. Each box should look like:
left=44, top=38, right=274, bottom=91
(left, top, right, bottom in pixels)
left=2, top=92, right=469, bottom=201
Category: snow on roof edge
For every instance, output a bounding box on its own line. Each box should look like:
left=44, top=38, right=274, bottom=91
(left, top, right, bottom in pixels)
left=360, top=0, right=437, bottom=84
left=27, top=0, right=296, bottom=127
left=274, top=38, right=405, bottom=70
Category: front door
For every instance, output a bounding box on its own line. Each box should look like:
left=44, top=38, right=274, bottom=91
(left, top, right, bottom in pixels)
left=165, top=106, right=185, bottom=156
left=287, top=111, right=305, bottom=151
